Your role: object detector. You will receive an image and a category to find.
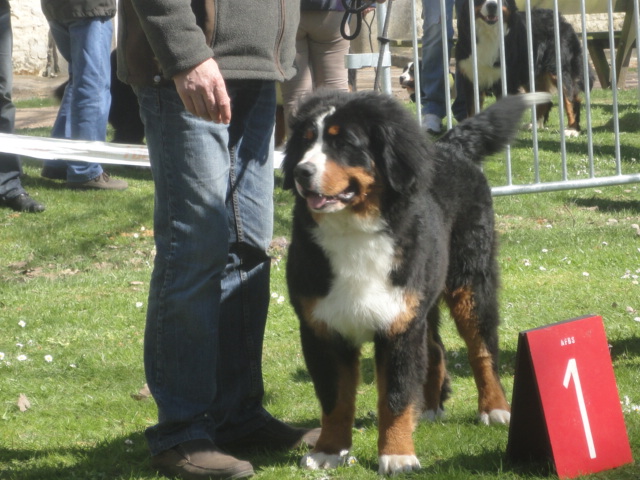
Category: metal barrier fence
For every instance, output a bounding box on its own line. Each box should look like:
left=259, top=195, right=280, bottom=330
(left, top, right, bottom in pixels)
left=409, top=0, right=640, bottom=195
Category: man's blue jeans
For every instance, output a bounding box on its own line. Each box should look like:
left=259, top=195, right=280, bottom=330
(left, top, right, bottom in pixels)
left=0, top=6, right=25, bottom=200
left=136, top=80, right=276, bottom=455
left=46, top=17, right=112, bottom=183
left=421, top=0, right=466, bottom=121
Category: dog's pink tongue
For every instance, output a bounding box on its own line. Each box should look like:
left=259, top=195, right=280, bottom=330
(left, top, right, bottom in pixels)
left=307, top=194, right=327, bottom=210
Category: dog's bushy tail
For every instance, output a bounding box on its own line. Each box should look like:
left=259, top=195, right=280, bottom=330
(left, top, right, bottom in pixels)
left=438, top=93, right=552, bottom=162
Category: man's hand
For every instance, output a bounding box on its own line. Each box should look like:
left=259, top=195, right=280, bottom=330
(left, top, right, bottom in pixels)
left=173, top=58, right=231, bottom=124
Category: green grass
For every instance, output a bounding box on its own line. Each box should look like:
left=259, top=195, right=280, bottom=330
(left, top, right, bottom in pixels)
left=1, top=88, right=639, bottom=479
left=14, top=97, right=60, bottom=109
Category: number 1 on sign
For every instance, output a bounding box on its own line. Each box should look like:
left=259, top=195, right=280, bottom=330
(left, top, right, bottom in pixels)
left=563, top=358, right=596, bottom=459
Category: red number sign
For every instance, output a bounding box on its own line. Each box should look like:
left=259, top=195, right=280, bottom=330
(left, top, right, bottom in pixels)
left=507, top=315, right=633, bottom=479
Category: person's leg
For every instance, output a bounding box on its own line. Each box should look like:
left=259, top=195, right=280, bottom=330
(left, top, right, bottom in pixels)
left=0, top=6, right=24, bottom=200
left=420, top=0, right=454, bottom=129
left=41, top=38, right=72, bottom=178
left=0, top=6, right=44, bottom=212
left=47, top=17, right=112, bottom=182
left=212, top=79, right=318, bottom=452
left=137, top=83, right=231, bottom=455
left=280, top=13, right=313, bottom=139
left=210, top=80, right=275, bottom=442
left=306, top=11, right=350, bottom=91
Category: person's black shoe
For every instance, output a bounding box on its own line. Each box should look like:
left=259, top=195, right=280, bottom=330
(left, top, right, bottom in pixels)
left=3, top=193, right=45, bottom=213
left=150, top=439, right=254, bottom=480
left=41, top=165, right=67, bottom=180
left=218, top=418, right=321, bottom=453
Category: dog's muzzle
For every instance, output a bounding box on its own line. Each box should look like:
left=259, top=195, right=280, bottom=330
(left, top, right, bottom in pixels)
left=293, top=162, right=356, bottom=212
left=294, top=162, right=317, bottom=193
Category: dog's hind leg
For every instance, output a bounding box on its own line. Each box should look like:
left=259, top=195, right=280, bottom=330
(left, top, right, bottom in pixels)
left=298, top=317, right=360, bottom=470
left=563, top=87, right=581, bottom=137
left=374, top=322, right=426, bottom=475
left=444, top=232, right=510, bottom=426
left=422, top=306, right=451, bottom=421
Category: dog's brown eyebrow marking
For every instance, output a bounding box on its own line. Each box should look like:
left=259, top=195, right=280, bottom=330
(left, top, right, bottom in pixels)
left=304, top=128, right=315, bottom=140
left=327, top=125, right=340, bottom=136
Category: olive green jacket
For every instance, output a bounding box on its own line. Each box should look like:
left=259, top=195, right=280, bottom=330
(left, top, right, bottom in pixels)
left=40, top=0, right=116, bottom=22
left=117, top=0, right=300, bottom=86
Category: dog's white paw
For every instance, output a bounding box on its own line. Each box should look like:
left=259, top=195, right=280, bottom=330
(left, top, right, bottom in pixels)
left=420, top=408, right=445, bottom=422
left=378, top=454, right=421, bottom=475
left=300, top=450, right=352, bottom=470
left=564, top=128, right=580, bottom=137
left=479, top=409, right=511, bottom=425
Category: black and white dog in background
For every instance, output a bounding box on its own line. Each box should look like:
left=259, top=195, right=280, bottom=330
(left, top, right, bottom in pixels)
left=455, top=0, right=594, bottom=136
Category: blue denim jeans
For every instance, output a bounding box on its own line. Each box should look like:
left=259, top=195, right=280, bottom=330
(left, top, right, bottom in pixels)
left=46, top=17, right=112, bottom=183
left=136, top=80, right=276, bottom=455
left=421, top=0, right=467, bottom=121
left=0, top=6, right=25, bottom=200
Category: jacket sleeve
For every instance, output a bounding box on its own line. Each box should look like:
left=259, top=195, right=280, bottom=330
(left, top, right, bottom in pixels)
left=129, top=0, right=213, bottom=79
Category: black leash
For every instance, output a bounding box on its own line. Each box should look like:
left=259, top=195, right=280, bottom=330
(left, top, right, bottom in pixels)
left=341, top=0, right=393, bottom=92
left=340, top=0, right=376, bottom=41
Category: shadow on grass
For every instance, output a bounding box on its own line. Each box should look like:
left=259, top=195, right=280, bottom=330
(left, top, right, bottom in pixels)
left=423, top=448, right=553, bottom=477
left=0, top=425, right=325, bottom=480
left=571, top=196, right=640, bottom=214
left=0, top=431, right=153, bottom=480
left=610, top=336, right=640, bottom=361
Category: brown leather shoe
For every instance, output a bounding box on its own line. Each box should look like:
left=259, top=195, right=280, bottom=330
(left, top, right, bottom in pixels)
left=150, top=439, right=254, bottom=480
left=218, top=418, right=321, bottom=453
left=66, top=172, right=128, bottom=190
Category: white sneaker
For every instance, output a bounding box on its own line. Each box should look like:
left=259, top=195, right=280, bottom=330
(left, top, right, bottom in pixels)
left=422, top=113, right=442, bottom=134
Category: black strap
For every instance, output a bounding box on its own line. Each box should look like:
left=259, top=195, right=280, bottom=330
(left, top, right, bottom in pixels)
left=340, top=0, right=377, bottom=40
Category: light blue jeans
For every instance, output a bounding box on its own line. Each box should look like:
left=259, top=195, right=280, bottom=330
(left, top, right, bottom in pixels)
left=421, top=0, right=466, bottom=121
left=136, top=80, right=276, bottom=455
left=46, top=17, right=112, bottom=183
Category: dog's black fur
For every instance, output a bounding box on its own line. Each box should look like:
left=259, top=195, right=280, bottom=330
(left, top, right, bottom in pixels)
left=456, top=0, right=594, bottom=133
left=282, top=90, right=541, bottom=475
left=54, top=50, right=145, bottom=144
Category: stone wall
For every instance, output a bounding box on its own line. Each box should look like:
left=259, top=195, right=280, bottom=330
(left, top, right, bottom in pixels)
left=10, top=0, right=50, bottom=75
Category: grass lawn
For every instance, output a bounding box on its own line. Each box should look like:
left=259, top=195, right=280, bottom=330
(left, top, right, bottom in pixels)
left=0, top=88, right=638, bottom=479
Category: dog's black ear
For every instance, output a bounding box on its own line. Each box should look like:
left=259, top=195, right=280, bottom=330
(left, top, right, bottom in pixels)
left=281, top=112, right=307, bottom=191
left=281, top=144, right=297, bottom=191
left=369, top=120, right=431, bottom=194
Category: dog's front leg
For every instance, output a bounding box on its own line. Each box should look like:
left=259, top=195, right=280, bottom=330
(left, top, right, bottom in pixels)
left=374, top=324, right=426, bottom=475
left=298, top=318, right=360, bottom=470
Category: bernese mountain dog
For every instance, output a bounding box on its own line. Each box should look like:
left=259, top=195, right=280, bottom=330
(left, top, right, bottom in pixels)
left=399, top=61, right=419, bottom=102
left=456, top=0, right=594, bottom=136
left=282, top=89, right=550, bottom=475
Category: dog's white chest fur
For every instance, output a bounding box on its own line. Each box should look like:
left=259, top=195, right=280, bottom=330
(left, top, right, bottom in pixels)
left=311, top=213, right=405, bottom=345
left=459, top=20, right=505, bottom=88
